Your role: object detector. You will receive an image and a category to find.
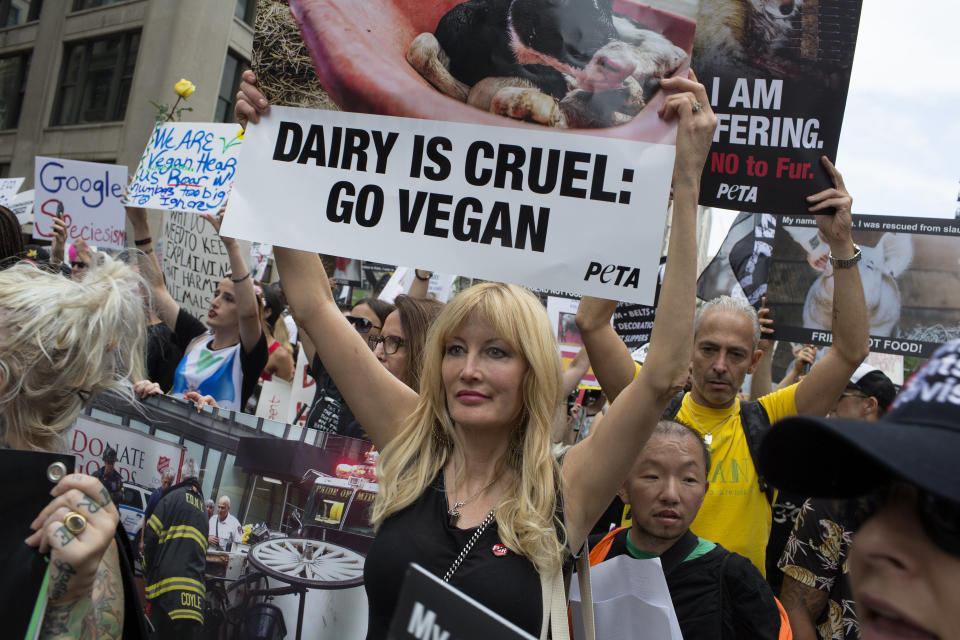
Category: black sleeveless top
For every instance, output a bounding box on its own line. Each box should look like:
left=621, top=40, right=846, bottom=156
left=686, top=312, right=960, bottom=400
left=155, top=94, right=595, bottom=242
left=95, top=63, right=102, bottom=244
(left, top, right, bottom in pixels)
left=363, top=473, right=544, bottom=638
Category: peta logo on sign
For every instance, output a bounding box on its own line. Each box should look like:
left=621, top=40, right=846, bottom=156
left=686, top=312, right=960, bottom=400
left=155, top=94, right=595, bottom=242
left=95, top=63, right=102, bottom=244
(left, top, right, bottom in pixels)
left=407, top=602, right=450, bottom=640
left=583, top=261, right=642, bottom=288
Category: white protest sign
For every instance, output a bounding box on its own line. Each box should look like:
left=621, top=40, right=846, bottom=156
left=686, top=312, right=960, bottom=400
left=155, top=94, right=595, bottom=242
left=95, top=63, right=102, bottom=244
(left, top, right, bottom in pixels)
left=126, top=121, right=243, bottom=214
left=378, top=266, right=457, bottom=303
left=251, top=242, right=272, bottom=281
left=32, top=157, right=127, bottom=249
left=0, top=177, right=24, bottom=206
left=287, top=347, right=316, bottom=426
left=9, top=188, right=34, bottom=224
left=223, top=107, right=674, bottom=304
left=256, top=378, right=292, bottom=423
left=68, top=415, right=186, bottom=488
left=161, top=210, right=232, bottom=320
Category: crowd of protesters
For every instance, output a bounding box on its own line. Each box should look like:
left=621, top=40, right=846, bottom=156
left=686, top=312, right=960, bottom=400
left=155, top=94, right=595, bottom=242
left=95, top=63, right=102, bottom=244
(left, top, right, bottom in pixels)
left=0, top=68, right=957, bottom=640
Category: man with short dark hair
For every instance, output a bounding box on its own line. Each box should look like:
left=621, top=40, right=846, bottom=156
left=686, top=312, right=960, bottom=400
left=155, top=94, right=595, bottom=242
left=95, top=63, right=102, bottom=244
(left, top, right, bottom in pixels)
left=778, top=366, right=897, bottom=640
left=590, top=421, right=786, bottom=639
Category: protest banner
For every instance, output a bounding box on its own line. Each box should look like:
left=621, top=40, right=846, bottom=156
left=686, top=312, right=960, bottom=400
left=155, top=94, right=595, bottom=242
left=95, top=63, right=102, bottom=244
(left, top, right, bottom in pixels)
left=160, top=210, right=233, bottom=320
left=9, top=188, right=34, bottom=224
left=546, top=296, right=599, bottom=389
left=767, top=213, right=960, bottom=358
left=256, top=378, right=292, bottom=423
left=697, top=212, right=778, bottom=306
left=613, top=303, right=657, bottom=352
left=251, top=241, right=272, bottom=281
left=68, top=414, right=186, bottom=488
left=287, top=347, right=316, bottom=426
left=32, top=156, right=127, bottom=249
left=125, top=121, right=243, bottom=214
left=693, top=0, right=863, bottom=214
left=0, top=177, right=23, bottom=206
left=225, top=0, right=700, bottom=304
left=378, top=266, right=457, bottom=304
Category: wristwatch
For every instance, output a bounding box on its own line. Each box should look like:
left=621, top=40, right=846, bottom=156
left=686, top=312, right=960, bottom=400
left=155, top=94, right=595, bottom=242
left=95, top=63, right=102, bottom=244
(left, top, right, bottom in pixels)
left=828, top=244, right=861, bottom=269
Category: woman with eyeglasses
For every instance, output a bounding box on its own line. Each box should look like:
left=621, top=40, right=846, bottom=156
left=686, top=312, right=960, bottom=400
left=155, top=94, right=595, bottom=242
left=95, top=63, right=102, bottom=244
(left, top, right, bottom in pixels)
left=759, top=338, right=960, bottom=640
left=261, top=73, right=715, bottom=637
left=1, top=255, right=150, bottom=638
left=128, top=206, right=268, bottom=412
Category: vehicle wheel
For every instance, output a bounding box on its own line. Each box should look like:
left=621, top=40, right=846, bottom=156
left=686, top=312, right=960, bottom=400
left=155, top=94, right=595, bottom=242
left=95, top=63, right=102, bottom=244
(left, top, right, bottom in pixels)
left=247, top=538, right=364, bottom=589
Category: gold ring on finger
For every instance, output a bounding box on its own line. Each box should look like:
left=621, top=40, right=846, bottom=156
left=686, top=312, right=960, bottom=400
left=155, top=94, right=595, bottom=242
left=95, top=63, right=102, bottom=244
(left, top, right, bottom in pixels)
left=64, top=511, right=87, bottom=535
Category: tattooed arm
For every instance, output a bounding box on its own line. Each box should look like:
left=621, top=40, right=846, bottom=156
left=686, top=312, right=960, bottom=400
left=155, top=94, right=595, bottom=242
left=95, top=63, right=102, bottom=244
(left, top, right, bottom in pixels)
left=40, top=541, right=124, bottom=640
left=25, top=475, right=124, bottom=640
left=779, top=574, right=825, bottom=640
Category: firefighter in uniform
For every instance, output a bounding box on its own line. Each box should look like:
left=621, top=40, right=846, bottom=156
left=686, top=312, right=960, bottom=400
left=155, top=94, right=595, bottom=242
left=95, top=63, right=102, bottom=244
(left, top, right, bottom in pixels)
left=143, top=460, right=207, bottom=638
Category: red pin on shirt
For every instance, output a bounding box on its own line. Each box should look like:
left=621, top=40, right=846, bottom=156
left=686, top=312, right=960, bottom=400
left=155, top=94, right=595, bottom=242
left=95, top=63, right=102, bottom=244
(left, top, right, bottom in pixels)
left=492, top=543, right=508, bottom=557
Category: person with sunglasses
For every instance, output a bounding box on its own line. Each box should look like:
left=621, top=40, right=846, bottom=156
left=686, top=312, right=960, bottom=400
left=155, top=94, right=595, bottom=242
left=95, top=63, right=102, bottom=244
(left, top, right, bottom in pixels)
left=68, top=238, right=91, bottom=281
left=777, top=364, right=897, bottom=640
left=759, top=339, right=960, bottom=640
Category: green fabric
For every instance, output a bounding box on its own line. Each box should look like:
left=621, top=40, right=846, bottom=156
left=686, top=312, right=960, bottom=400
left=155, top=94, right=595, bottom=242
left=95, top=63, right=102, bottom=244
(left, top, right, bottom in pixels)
left=684, top=536, right=716, bottom=562
left=25, top=562, right=50, bottom=640
left=624, top=531, right=716, bottom=563
left=625, top=531, right=661, bottom=559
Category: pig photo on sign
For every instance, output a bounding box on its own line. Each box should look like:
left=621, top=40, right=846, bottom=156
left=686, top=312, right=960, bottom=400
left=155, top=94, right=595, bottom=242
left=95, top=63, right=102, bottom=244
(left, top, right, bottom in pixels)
left=287, top=0, right=697, bottom=141
left=792, top=230, right=913, bottom=337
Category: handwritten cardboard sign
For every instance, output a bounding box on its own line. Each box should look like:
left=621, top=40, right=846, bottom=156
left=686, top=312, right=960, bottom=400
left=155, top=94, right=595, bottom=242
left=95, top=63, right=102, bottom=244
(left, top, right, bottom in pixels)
left=126, top=122, right=243, bottom=214
left=0, top=177, right=24, bottom=206
left=32, top=157, right=127, bottom=250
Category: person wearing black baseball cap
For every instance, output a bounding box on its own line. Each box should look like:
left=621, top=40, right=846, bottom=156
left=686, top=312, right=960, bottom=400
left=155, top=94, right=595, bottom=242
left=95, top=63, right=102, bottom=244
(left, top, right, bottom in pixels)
left=777, top=364, right=898, bottom=639
left=760, top=339, right=960, bottom=640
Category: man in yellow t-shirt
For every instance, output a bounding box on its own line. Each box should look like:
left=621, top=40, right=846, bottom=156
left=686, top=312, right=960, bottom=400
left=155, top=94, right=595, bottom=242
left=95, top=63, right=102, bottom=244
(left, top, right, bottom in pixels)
left=576, top=159, right=869, bottom=574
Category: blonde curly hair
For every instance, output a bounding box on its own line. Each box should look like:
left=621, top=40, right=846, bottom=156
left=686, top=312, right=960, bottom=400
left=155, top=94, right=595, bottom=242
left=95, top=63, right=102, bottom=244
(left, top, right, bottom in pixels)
left=0, top=254, right=146, bottom=450
left=371, top=282, right=567, bottom=573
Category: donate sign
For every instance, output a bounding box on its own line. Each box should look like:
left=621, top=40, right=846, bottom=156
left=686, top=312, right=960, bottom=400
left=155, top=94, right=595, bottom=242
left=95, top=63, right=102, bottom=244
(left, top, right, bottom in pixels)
left=33, top=157, right=127, bottom=250
left=224, top=108, right=675, bottom=304
left=126, top=122, right=243, bottom=214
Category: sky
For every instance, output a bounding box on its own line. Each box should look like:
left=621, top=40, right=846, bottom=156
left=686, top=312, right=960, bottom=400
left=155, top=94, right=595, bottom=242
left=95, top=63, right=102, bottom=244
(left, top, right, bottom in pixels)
left=837, top=0, right=960, bottom=218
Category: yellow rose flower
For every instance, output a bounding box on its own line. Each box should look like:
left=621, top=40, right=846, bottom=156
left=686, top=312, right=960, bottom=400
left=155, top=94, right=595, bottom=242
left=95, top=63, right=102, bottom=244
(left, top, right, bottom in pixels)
left=174, top=78, right=196, bottom=99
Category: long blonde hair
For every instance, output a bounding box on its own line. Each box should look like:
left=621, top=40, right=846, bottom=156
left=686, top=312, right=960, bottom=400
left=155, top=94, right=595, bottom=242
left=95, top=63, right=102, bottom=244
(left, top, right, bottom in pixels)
left=0, top=255, right=146, bottom=450
left=372, top=283, right=566, bottom=573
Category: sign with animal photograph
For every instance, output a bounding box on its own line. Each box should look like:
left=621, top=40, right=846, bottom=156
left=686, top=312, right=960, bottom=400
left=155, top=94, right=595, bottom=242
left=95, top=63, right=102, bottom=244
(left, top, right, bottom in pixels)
left=547, top=296, right=600, bottom=389
left=692, top=0, right=863, bottom=214
left=766, top=214, right=960, bottom=357
left=125, top=122, right=243, bottom=214
left=225, top=0, right=703, bottom=304
left=32, top=157, right=128, bottom=250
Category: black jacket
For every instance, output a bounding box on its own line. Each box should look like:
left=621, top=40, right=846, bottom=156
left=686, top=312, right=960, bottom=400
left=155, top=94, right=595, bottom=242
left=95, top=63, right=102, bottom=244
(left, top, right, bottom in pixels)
left=591, top=528, right=782, bottom=640
left=143, top=477, right=207, bottom=624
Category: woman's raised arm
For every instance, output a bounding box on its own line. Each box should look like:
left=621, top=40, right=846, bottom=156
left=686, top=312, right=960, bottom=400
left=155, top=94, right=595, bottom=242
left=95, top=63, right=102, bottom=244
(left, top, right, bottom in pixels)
left=274, top=247, right=419, bottom=449
left=560, top=73, right=716, bottom=551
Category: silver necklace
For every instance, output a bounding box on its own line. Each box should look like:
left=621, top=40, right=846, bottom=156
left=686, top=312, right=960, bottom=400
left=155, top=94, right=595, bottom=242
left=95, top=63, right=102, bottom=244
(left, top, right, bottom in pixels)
left=684, top=395, right=737, bottom=445
left=447, top=467, right=504, bottom=527
left=443, top=508, right=496, bottom=582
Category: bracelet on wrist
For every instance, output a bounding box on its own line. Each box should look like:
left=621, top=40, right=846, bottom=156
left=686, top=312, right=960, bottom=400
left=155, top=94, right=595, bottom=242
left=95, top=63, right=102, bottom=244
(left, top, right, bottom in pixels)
left=230, top=272, right=251, bottom=283
left=414, top=270, right=431, bottom=281
left=134, top=236, right=152, bottom=247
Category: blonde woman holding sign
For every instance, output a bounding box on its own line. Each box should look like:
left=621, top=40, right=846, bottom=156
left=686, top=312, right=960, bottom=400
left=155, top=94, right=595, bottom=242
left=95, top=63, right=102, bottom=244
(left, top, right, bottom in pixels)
left=252, top=73, right=715, bottom=637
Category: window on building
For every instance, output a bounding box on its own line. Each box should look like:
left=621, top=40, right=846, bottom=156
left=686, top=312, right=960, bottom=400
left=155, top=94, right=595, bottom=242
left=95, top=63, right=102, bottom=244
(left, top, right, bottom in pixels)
left=215, top=50, right=246, bottom=123
left=51, top=30, right=139, bottom=126
left=1, top=0, right=43, bottom=27
left=234, top=0, right=255, bottom=26
left=72, top=0, right=128, bottom=11
left=0, top=50, right=30, bottom=130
